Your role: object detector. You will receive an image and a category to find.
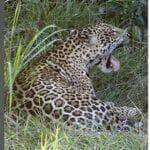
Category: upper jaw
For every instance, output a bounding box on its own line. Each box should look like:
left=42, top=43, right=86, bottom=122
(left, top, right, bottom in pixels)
left=109, top=36, right=124, bottom=53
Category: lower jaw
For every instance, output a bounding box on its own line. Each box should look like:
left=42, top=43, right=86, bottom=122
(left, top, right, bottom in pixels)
left=100, top=66, right=113, bottom=73
left=99, top=55, right=120, bottom=73
left=110, top=55, right=120, bottom=71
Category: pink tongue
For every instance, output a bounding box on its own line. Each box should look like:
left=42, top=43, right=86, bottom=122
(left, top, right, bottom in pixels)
left=110, top=56, right=120, bottom=71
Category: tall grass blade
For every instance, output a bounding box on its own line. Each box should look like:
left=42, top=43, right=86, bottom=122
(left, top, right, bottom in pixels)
left=13, top=42, right=23, bottom=81
left=6, top=0, right=22, bottom=112
left=23, top=39, right=61, bottom=67
left=8, top=0, right=21, bottom=59
left=40, top=132, right=48, bottom=150
left=7, top=62, right=13, bottom=112
left=23, top=25, right=57, bottom=56
left=52, top=127, right=59, bottom=150
left=23, top=28, right=68, bottom=61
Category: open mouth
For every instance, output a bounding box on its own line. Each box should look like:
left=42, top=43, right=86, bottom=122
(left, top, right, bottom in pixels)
left=98, top=43, right=124, bottom=73
left=99, top=54, right=120, bottom=73
left=104, top=43, right=124, bottom=72
left=106, top=54, right=120, bottom=72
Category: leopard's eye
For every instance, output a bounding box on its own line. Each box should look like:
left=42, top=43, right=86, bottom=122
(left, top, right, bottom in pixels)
left=126, top=33, right=131, bottom=38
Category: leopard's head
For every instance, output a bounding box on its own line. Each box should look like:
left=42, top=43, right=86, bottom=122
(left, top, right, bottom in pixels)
left=75, top=23, right=130, bottom=73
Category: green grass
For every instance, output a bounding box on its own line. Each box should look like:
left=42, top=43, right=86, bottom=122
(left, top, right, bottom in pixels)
left=90, top=44, right=147, bottom=111
left=5, top=114, right=147, bottom=150
left=4, top=0, right=147, bottom=149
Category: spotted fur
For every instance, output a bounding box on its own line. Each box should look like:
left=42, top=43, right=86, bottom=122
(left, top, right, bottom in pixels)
left=12, top=23, right=141, bottom=133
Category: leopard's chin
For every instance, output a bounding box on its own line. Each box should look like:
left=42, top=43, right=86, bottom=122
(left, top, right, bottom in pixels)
left=99, top=55, right=120, bottom=73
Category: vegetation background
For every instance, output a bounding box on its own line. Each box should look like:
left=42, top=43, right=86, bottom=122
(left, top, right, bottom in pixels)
left=4, top=0, right=147, bottom=149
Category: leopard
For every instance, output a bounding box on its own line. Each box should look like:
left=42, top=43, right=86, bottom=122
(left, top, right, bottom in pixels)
left=11, top=22, right=142, bottom=133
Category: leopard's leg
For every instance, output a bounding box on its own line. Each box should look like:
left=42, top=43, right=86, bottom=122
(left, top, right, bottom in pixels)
left=12, top=75, right=142, bottom=133
left=112, top=106, right=142, bottom=131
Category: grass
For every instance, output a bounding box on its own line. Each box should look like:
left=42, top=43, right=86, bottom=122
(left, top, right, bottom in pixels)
left=4, top=0, right=147, bottom=149
left=90, top=44, right=147, bottom=111
left=5, top=114, right=147, bottom=150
